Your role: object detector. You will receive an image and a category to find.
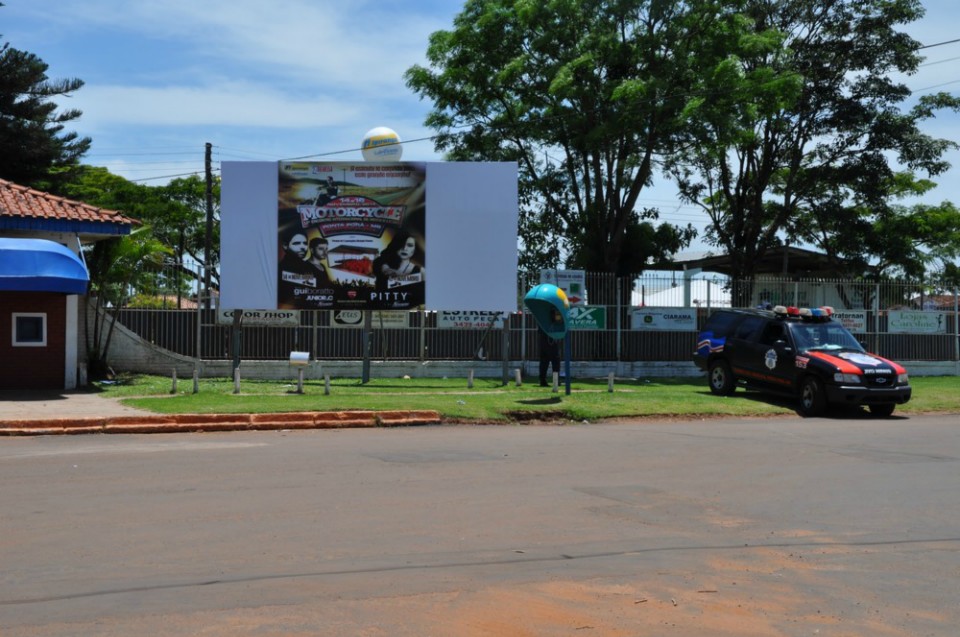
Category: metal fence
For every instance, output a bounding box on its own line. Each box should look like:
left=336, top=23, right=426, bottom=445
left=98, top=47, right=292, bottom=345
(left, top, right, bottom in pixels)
left=113, top=266, right=960, bottom=365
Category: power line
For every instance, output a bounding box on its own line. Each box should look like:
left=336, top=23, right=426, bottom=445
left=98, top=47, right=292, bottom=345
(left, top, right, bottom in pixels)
left=128, top=169, right=218, bottom=184
left=918, top=38, right=960, bottom=50
left=85, top=151, right=200, bottom=158
left=911, top=78, right=960, bottom=93
left=279, top=135, right=438, bottom=161
left=918, top=55, right=960, bottom=68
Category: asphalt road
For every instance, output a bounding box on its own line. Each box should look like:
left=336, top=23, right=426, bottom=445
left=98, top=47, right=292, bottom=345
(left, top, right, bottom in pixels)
left=1, top=414, right=958, bottom=636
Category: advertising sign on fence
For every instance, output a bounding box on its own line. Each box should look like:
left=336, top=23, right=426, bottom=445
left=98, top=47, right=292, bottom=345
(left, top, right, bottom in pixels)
left=217, top=309, right=300, bottom=326
left=832, top=310, right=867, bottom=334
left=887, top=310, right=947, bottom=334
left=437, top=311, right=507, bottom=329
left=330, top=310, right=409, bottom=328
left=631, top=308, right=697, bottom=331
left=568, top=306, right=606, bottom=330
left=539, top=269, right=587, bottom=305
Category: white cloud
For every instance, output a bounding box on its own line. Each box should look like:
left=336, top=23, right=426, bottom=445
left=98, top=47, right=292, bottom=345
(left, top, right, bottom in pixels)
left=72, top=81, right=377, bottom=129
left=38, top=0, right=443, bottom=94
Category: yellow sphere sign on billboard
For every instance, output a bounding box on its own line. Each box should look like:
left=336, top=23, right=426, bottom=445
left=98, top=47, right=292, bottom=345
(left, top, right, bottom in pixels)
left=361, top=127, right=403, bottom=162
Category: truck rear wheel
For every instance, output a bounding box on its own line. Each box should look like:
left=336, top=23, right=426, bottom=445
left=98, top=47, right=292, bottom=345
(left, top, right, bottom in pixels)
left=708, top=360, right=737, bottom=396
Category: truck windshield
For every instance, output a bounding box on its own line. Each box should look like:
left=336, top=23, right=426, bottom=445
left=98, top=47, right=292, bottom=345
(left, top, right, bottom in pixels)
left=790, top=322, right=864, bottom=353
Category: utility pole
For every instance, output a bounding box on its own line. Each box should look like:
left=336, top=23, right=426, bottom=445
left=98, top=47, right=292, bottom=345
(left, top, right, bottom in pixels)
left=204, top=142, right=214, bottom=310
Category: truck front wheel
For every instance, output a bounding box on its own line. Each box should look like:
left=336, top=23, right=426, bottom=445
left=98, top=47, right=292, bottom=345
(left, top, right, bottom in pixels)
left=798, top=376, right=827, bottom=417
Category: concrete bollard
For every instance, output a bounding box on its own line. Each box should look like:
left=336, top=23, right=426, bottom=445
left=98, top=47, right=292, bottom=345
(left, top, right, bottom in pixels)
left=193, top=367, right=199, bottom=394
left=170, top=368, right=177, bottom=394
left=552, top=372, right=559, bottom=393
left=514, top=369, right=522, bottom=387
left=468, top=369, right=474, bottom=389
left=234, top=368, right=241, bottom=394
left=608, top=372, right=615, bottom=393
left=324, top=374, right=331, bottom=396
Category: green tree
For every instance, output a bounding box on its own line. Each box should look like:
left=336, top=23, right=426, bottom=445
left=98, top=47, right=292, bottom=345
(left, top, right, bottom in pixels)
left=0, top=27, right=90, bottom=186
left=668, top=0, right=960, bottom=303
left=405, top=0, right=756, bottom=283
left=55, top=166, right=220, bottom=306
left=800, top=172, right=960, bottom=281
left=84, top=229, right=172, bottom=378
left=938, top=262, right=960, bottom=290
left=157, top=175, right=221, bottom=293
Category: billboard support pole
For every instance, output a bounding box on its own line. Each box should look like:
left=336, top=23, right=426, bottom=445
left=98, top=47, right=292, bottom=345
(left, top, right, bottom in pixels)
left=231, top=311, right=242, bottom=373
left=501, top=316, right=509, bottom=385
left=361, top=310, right=372, bottom=383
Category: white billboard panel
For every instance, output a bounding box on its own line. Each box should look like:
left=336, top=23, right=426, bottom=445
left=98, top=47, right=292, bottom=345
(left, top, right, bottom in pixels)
left=220, top=161, right=518, bottom=312
left=220, top=161, right=279, bottom=309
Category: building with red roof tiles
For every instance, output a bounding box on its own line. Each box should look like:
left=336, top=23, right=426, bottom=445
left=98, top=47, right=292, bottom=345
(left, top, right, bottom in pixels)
left=0, top=177, right=137, bottom=240
left=0, top=178, right=137, bottom=390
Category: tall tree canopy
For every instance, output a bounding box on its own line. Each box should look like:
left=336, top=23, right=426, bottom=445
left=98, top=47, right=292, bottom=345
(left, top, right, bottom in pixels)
left=53, top=166, right=221, bottom=296
left=406, top=0, right=764, bottom=278
left=667, top=0, right=960, bottom=297
left=0, top=25, right=90, bottom=186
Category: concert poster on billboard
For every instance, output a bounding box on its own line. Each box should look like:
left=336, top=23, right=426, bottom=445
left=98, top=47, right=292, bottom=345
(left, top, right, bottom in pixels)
left=277, top=161, right=426, bottom=311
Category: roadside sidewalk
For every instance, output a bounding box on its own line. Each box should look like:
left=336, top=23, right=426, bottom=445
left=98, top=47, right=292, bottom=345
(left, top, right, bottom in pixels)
left=0, top=390, right=441, bottom=435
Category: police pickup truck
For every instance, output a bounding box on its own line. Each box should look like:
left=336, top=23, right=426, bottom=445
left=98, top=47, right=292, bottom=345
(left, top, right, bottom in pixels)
left=693, top=306, right=911, bottom=417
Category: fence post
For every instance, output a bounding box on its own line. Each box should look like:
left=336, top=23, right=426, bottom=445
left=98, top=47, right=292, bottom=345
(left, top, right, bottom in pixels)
left=195, top=264, right=202, bottom=361
left=616, top=276, right=622, bottom=362
left=420, top=310, right=426, bottom=362
left=955, top=286, right=959, bottom=373
left=502, top=316, right=510, bottom=385
left=520, top=312, right=527, bottom=372
left=874, top=283, right=881, bottom=353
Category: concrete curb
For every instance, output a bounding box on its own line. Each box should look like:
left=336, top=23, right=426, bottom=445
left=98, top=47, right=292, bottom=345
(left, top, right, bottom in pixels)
left=0, top=410, right=442, bottom=436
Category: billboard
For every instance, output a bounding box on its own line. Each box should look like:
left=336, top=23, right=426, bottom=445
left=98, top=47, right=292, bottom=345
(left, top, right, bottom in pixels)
left=278, top=162, right=425, bottom=310
left=220, top=161, right=518, bottom=312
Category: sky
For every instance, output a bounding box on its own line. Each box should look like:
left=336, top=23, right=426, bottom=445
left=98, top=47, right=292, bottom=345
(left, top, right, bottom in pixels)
left=3, top=0, right=960, bottom=252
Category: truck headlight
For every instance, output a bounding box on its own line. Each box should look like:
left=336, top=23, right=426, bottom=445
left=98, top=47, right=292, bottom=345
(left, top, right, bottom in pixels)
left=897, top=372, right=909, bottom=384
left=834, top=373, right=861, bottom=384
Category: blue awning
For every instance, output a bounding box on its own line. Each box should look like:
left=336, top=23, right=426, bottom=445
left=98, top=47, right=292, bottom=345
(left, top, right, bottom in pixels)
left=0, top=238, right=89, bottom=294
